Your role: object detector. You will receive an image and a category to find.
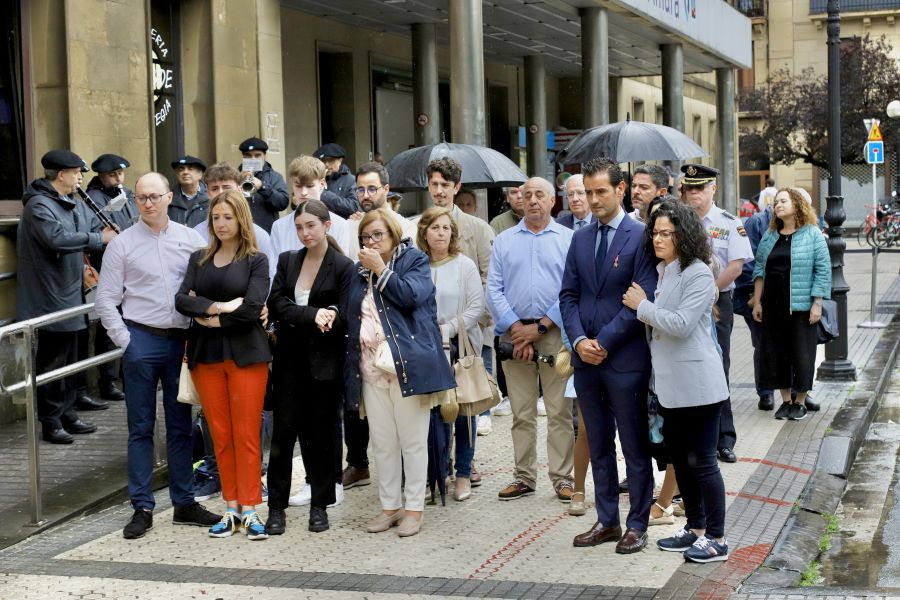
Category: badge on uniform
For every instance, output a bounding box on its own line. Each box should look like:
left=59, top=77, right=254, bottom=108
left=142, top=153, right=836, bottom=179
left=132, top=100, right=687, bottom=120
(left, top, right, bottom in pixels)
left=737, top=225, right=747, bottom=237
left=707, top=225, right=730, bottom=241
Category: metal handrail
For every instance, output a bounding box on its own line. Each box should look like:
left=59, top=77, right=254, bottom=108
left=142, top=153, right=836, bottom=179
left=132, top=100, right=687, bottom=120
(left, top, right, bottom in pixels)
left=0, top=303, right=125, bottom=525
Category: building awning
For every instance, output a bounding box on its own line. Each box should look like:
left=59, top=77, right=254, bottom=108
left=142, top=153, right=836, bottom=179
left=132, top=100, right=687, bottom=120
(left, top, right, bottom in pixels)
left=281, top=0, right=752, bottom=76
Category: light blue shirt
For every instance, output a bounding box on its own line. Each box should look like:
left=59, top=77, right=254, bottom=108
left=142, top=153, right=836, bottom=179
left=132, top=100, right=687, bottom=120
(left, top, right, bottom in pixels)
left=487, top=218, right=574, bottom=335
left=573, top=213, right=594, bottom=231
left=594, top=208, right=626, bottom=257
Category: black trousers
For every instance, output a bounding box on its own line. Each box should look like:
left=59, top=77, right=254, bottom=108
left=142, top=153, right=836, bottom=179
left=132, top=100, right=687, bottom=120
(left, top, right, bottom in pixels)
left=299, top=408, right=343, bottom=481
left=760, top=309, right=818, bottom=393
left=344, top=409, right=369, bottom=469
left=714, top=292, right=736, bottom=451
left=267, top=373, right=342, bottom=510
left=661, top=401, right=726, bottom=539
left=36, top=329, right=79, bottom=432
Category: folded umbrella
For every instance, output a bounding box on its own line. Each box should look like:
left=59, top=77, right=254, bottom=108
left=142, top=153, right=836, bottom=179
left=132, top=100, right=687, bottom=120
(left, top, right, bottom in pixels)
left=386, top=142, right=526, bottom=191
left=426, top=407, right=449, bottom=506
left=559, top=119, right=708, bottom=165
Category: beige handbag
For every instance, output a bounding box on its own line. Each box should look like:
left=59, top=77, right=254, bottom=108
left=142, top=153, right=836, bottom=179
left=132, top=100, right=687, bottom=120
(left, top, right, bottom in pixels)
left=177, top=351, right=200, bottom=405
left=453, top=290, right=501, bottom=417
left=555, top=347, right=574, bottom=377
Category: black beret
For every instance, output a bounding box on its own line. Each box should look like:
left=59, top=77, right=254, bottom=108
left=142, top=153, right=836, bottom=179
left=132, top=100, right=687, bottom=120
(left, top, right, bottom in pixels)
left=314, top=143, right=346, bottom=159
left=91, top=153, right=130, bottom=173
left=41, top=149, right=88, bottom=172
left=239, top=137, right=268, bottom=153
left=680, top=164, right=720, bottom=186
left=171, top=155, right=207, bottom=171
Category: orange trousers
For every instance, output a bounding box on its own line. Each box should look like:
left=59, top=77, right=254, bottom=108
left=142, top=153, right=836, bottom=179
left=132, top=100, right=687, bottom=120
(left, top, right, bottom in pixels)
left=191, top=360, right=268, bottom=507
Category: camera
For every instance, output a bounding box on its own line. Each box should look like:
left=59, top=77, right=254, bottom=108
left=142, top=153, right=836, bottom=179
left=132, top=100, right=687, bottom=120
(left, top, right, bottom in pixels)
left=496, top=341, right=555, bottom=366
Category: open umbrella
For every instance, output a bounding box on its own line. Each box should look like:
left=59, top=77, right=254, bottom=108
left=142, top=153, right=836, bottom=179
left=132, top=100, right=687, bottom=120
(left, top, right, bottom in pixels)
left=426, top=407, right=450, bottom=506
left=559, top=118, right=708, bottom=165
left=386, top=142, right=526, bottom=191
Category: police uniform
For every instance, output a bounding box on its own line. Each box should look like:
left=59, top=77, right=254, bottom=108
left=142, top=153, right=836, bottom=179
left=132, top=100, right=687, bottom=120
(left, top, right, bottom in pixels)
left=682, top=164, right=753, bottom=458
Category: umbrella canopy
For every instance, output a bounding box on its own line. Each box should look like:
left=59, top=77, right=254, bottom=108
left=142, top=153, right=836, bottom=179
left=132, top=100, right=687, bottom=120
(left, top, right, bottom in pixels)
left=386, top=142, right=526, bottom=191
left=426, top=407, right=450, bottom=506
left=559, top=119, right=708, bottom=165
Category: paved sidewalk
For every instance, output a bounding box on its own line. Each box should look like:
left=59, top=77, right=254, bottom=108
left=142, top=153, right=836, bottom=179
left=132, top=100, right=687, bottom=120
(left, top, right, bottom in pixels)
left=0, top=243, right=898, bottom=599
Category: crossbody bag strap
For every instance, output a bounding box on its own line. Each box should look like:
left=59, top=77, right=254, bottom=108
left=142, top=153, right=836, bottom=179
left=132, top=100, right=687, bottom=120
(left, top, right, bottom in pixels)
left=456, top=265, right=476, bottom=360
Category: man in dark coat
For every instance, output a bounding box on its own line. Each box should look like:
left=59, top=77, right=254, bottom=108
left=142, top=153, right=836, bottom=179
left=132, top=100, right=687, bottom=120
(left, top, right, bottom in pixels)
left=168, top=155, right=209, bottom=228
left=238, top=137, right=290, bottom=233
left=17, top=150, right=118, bottom=443
left=315, top=143, right=358, bottom=211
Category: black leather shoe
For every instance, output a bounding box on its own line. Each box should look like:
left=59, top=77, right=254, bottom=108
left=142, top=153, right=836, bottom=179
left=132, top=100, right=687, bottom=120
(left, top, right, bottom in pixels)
left=805, top=397, right=820, bottom=412
left=75, top=393, right=109, bottom=411
left=309, top=506, right=329, bottom=533
left=615, top=528, right=648, bottom=554
left=573, top=522, right=622, bottom=547
left=618, top=477, right=629, bottom=493
left=266, top=508, right=286, bottom=535
left=717, top=448, right=737, bottom=463
left=63, top=419, right=97, bottom=434
left=757, top=394, right=774, bottom=410
left=43, top=428, right=74, bottom=444
left=100, top=383, right=125, bottom=401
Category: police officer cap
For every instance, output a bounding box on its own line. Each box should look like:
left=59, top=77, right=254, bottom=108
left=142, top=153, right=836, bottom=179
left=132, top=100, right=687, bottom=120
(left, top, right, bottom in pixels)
left=91, top=153, right=130, bottom=173
left=314, top=143, right=346, bottom=159
left=41, top=149, right=88, bottom=172
left=239, top=137, right=268, bottom=153
left=170, top=155, right=207, bottom=172
left=680, top=164, right=719, bottom=186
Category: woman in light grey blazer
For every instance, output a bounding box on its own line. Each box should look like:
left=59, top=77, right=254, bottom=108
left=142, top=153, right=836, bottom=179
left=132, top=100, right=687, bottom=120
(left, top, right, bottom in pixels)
left=623, top=201, right=731, bottom=564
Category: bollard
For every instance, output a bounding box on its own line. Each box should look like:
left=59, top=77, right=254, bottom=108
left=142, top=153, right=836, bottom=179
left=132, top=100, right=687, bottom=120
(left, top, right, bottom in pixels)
left=859, top=245, right=887, bottom=328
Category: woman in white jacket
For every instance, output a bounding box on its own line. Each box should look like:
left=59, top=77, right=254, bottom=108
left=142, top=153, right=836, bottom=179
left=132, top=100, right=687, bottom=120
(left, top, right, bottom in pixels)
left=417, top=206, right=484, bottom=501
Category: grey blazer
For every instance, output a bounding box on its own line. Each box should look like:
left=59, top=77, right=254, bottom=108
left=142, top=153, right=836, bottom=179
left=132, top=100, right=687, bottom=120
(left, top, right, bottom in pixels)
left=636, top=258, right=729, bottom=409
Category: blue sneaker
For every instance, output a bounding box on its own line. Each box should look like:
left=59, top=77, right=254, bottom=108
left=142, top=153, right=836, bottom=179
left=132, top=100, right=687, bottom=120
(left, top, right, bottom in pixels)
left=242, top=511, right=268, bottom=540
left=684, top=535, right=729, bottom=563
left=657, top=526, right=699, bottom=552
left=208, top=512, right=240, bottom=538
left=192, top=471, right=221, bottom=502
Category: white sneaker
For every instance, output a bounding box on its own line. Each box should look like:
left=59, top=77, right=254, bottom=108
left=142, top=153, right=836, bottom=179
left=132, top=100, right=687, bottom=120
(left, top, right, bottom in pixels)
left=328, top=483, right=344, bottom=507
left=288, top=484, right=312, bottom=506
left=476, top=414, right=492, bottom=436
left=494, top=398, right=512, bottom=416
left=537, top=397, right=547, bottom=416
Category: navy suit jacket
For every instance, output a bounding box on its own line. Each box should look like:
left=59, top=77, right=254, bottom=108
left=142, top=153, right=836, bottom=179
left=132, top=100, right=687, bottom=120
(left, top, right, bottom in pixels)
left=559, top=214, right=658, bottom=373
left=556, top=212, right=593, bottom=230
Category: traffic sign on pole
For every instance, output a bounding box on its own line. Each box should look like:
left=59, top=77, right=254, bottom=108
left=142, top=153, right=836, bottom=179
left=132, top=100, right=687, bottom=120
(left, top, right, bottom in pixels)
left=869, top=121, right=884, bottom=141
left=866, top=140, right=885, bottom=164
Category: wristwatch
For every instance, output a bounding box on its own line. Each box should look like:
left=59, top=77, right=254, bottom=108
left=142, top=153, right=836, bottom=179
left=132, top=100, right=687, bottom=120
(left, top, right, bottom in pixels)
left=537, top=321, right=549, bottom=335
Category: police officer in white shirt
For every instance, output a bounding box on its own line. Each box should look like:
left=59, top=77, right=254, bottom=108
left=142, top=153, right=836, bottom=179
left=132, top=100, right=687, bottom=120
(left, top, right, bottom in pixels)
left=680, top=164, right=753, bottom=464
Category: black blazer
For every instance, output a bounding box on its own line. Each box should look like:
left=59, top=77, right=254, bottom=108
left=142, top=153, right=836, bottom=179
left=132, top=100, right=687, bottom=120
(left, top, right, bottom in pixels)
left=175, top=251, right=272, bottom=369
left=268, top=245, right=353, bottom=386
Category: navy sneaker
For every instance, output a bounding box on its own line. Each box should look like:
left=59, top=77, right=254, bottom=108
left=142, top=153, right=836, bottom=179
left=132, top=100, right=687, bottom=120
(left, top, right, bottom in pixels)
left=242, top=511, right=268, bottom=540
left=774, top=402, right=792, bottom=420
left=657, top=526, right=698, bottom=552
left=684, top=535, right=729, bottom=563
left=208, top=511, right=240, bottom=538
left=192, top=471, right=221, bottom=502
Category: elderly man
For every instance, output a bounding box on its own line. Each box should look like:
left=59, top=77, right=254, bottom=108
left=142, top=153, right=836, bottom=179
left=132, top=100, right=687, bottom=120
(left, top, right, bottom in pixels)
left=487, top=176, right=575, bottom=503
left=560, top=157, right=658, bottom=554
left=96, top=172, right=221, bottom=539
left=630, top=164, right=669, bottom=223
left=168, top=155, right=209, bottom=228
left=680, top=164, right=754, bottom=464
left=315, top=143, right=358, bottom=208
left=18, top=150, right=118, bottom=444
left=490, top=186, right=525, bottom=235
left=557, top=175, right=594, bottom=231
left=237, top=136, right=290, bottom=233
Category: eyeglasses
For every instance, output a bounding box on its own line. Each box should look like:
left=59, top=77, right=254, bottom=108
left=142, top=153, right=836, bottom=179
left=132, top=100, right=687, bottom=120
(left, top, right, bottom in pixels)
left=135, top=193, right=167, bottom=205
left=358, top=231, right=387, bottom=244
left=355, top=185, right=384, bottom=197
left=651, top=230, right=675, bottom=240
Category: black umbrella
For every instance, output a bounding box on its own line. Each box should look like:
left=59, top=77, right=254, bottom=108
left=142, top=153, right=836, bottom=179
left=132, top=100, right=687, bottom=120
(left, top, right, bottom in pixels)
left=386, top=142, right=526, bottom=191
left=559, top=118, right=708, bottom=165
left=426, top=407, right=450, bottom=506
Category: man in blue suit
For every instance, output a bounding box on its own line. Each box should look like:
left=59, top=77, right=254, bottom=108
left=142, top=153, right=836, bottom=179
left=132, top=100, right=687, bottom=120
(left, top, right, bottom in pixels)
left=559, top=157, right=658, bottom=554
left=556, top=174, right=594, bottom=231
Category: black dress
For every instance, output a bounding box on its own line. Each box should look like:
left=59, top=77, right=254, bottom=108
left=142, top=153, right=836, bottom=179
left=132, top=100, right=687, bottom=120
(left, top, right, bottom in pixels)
left=760, top=233, right=819, bottom=392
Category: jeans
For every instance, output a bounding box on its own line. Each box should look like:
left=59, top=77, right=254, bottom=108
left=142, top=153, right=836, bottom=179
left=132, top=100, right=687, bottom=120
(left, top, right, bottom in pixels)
left=122, top=327, right=194, bottom=510
left=444, top=415, right=477, bottom=478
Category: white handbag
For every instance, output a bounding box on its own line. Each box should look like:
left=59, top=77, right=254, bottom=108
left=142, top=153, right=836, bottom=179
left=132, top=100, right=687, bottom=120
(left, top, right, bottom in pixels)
left=375, top=339, right=396, bottom=374
left=177, top=354, right=200, bottom=405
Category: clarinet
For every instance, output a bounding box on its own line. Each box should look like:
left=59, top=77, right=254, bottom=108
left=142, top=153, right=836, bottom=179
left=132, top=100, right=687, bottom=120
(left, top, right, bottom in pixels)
left=74, top=185, right=120, bottom=232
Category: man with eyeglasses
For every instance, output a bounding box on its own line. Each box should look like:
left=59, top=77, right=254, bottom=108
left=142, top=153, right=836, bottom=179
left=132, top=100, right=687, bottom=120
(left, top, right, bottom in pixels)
left=349, top=162, right=417, bottom=245
left=557, top=175, right=594, bottom=231
left=96, top=172, right=222, bottom=539
left=679, top=164, right=753, bottom=464
left=18, top=149, right=118, bottom=444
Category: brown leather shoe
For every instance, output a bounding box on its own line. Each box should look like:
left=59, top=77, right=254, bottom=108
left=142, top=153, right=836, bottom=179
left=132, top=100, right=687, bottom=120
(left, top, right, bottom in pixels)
left=615, top=528, right=648, bottom=554
left=573, top=522, right=622, bottom=547
left=555, top=480, right=575, bottom=503
left=498, top=480, right=535, bottom=501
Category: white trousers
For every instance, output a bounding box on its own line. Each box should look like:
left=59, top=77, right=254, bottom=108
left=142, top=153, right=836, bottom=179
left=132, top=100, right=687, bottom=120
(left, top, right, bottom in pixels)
left=362, top=380, right=431, bottom=511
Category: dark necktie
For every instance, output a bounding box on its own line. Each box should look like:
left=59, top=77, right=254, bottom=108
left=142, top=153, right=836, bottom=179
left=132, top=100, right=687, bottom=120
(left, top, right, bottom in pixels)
left=575, top=219, right=584, bottom=231
left=595, top=224, right=609, bottom=274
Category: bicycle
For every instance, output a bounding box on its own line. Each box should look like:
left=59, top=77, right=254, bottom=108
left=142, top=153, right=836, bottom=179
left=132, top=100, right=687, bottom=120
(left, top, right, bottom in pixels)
left=858, top=203, right=889, bottom=246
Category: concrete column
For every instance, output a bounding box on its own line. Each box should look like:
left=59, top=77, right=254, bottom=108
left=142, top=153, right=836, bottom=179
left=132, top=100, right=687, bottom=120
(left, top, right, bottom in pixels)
left=524, top=55, right=546, bottom=178
left=716, top=67, right=738, bottom=214
left=412, top=23, right=440, bottom=146
left=449, top=0, right=486, bottom=146
left=661, top=44, right=684, bottom=132
left=580, top=7, right=609, bottom=128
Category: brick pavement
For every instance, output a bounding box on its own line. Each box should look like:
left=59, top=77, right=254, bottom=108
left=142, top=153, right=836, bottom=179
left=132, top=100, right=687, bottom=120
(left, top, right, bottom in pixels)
left=0, top=243, right=898, bottom=599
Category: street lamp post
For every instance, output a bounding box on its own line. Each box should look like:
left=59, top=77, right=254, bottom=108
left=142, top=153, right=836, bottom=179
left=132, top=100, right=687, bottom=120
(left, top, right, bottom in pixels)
left=887, top=100, right=900, bottom=198
left=817, top=0, right=857, bottom=381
